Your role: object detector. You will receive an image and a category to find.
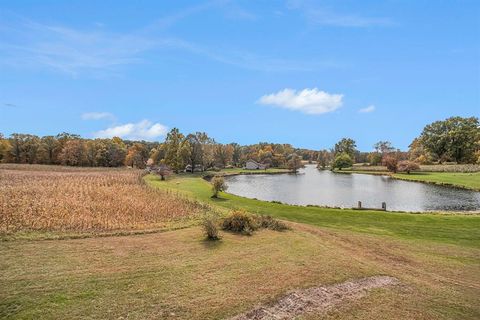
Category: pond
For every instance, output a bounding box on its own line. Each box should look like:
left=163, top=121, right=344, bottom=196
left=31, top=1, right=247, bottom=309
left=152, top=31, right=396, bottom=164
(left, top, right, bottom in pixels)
left=225, top=165, right=480, bottom=212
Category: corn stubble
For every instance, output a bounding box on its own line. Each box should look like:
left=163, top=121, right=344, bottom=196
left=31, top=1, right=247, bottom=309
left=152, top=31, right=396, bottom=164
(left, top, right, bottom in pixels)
left=0, top=165, right=204, bottom=233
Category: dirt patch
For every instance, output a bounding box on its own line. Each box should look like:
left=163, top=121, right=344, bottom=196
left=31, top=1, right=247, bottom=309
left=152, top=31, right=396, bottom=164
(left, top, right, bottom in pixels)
left=230, top=276, right=399, bottom=320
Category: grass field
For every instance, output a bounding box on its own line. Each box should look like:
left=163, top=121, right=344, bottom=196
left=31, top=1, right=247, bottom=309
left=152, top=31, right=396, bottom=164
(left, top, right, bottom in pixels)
left=145, top=173, right=480, bottom=247
left=1, top=165, right=480, bottom=319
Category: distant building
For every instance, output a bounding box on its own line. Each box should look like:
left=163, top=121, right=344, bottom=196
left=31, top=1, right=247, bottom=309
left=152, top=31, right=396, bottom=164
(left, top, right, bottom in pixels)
left=244, top=160, right=267, bottom=170
left=185, top=164, right=204, bottom=172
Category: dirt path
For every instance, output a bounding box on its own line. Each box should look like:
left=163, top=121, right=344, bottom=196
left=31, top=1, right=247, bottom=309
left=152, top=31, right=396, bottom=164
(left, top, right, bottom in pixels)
left=229, top=276, right=399, bottom=320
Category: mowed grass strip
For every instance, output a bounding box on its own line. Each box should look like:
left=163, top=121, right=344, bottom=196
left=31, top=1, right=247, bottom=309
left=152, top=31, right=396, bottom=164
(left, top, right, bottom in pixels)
left=145, top=174, right=480, bottom=247
left=1, top=226, right=479, bottom=319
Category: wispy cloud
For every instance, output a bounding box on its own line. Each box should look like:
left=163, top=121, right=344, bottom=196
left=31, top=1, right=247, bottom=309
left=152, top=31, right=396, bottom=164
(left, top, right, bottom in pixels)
left=81, top=112, right=116, bottom=121
left=258, top=88, right=343, bottom=115
left=287, top=1, right=393, bottom=27
left=0, top=3, right=339, bottom=76
left=93, top=120, right=168, bottom=141
left=358, top=105, right=375, bottom=113
left=2, top=103, right=19, bottom=108
left=0, top=17, right=155, bottom=76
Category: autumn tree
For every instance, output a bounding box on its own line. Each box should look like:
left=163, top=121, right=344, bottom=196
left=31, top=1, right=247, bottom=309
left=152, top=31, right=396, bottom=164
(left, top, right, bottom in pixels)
left=125, top=143, right=149, bottom=168
left=397, top=160, right=420, bottom=174
left=382, top=155, right=398, bottom=173
left=59, top=140, right=86, bottom=166
left=317, top=149, right=332, bottom=169
left=214, top=144, right=234, bottom=168
left=287, top=153, right=302, bottom=173
left=40, top=136, right=60, bottom=164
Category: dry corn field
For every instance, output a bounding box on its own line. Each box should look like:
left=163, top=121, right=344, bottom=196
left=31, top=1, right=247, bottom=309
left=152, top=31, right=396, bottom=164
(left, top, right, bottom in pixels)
left=0, top=164, right=206, bottom=234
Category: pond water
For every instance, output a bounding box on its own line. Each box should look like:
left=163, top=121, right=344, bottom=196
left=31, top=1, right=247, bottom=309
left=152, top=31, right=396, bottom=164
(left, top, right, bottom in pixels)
left=225, top=165, right=480, bottom=212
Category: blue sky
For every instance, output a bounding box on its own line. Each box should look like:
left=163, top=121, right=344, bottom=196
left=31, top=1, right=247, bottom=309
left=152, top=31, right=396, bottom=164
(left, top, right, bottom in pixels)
left=1, top=0, right=479, bottom=151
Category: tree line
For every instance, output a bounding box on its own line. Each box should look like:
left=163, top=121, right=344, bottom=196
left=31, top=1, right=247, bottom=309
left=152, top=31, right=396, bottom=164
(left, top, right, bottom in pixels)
left=1, top=116, right=478, bottom=171
left=323, top=116, right=480, bottom=171
left=0, top=130, right=311, bottom=171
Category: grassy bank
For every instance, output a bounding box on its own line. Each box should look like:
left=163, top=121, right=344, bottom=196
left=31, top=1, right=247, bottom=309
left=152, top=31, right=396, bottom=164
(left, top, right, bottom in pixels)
left=335, top=169, right=480, bottom=191
left=145, top=174, right=480, bottom=247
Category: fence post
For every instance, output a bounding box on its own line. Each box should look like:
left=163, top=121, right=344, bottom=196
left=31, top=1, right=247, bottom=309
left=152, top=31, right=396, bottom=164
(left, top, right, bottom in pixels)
left=358, top=201, right=362, bottom=209
left=382, top=202, right=387, bottom=211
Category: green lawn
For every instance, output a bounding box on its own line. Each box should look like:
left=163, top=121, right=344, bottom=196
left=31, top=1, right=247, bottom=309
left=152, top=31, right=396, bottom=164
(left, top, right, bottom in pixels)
left=392, top=172, right=480, bottom=191
left=145, top=173, right=480, bottom=248
left=336, top=169, right=480, bottom=191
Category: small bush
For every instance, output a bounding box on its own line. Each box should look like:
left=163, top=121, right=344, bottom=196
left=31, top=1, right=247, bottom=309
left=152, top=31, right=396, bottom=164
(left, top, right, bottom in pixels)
left=256, top=215, right=289, bottom=231
left=222, top=210, right=258, bottom=235
left=222, top=211, right=289, bottom=235
left=203, top=214, right=221, bottom=240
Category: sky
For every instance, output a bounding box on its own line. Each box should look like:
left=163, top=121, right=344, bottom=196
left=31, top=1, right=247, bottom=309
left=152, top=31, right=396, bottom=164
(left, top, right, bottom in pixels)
left=1, top=0, right=479, bottom=151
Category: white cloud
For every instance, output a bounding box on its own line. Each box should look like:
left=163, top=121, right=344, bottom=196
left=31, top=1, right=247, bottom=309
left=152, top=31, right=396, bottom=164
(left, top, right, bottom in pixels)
left=81, top=112, right=115, bottom=121
left=358, top=105, right=375, bottom=113
left=93, top=120, right=168, bottom=141
left=258, top=88, right=343, bottom=115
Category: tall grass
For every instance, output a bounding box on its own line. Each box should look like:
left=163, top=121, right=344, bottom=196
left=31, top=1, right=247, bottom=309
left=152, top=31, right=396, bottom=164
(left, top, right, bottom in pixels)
left=0, top=165, right=206, bottom=233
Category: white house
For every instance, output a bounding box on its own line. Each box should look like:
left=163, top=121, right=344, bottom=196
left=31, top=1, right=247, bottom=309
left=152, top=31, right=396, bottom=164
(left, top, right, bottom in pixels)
left=244, top=160, right=267, bottom=170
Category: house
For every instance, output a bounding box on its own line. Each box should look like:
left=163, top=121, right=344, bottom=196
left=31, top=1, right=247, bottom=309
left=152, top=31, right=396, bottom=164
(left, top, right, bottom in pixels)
left=244, top=160, right=267, bottom=170
left=185, top=164, right=204, bottom=172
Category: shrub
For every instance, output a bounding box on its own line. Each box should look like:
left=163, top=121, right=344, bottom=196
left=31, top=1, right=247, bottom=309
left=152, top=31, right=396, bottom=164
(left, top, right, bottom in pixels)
left=222, top=211, right=289, bottom=235
left=202, top=213, right=221, bottom=240
left=397, top=160, right=420, bottom=174
left=211, top=175, right=227, bottom=198
left=222, top=210, right=258, bottom=235
left=256, top=215, right=289, bottom=231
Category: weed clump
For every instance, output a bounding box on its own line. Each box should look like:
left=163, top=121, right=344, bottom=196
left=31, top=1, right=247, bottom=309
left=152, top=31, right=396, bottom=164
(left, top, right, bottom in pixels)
left=256, top=215, right=290, bottom=231
left=202, top=213, right=221, bottom=241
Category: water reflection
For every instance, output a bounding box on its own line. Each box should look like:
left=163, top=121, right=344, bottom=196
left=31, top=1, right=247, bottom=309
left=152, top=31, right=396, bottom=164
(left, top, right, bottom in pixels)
left=225, top=165, right=480, bottom=212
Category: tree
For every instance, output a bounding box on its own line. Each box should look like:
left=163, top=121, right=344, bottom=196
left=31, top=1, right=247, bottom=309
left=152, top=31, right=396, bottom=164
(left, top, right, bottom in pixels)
left=0, top=134, right=11, bottom=162
left=184, top=133, right=203, bottom=173
left=382, top=155, right=398, bottom=173
left=59, top=140, right=86, bottom=166
left=164, top=128, right=185, bottom=173
left=334, top=138, right=357, bottom=159
left=373, top=141, right=395, bottom=154
left=419, top=116, right=480, bottom=163
left=332, top=153, right=353, bottom=170
left=40, top=136, right=59, bottom=164
left=316, top=149, right=331, bottom=169
left=125, top=143, right=149, bottom=168
left=211, top=175, right=227, bottom=198
left=397, top=160, right=420, bottom=174
left=214, top=144, right=234, bottom=168
left=368, top=152, right=382, bottom=165
left=287, top=153, right=302, bottom=173
left=155, top=164, right=172, bottom=180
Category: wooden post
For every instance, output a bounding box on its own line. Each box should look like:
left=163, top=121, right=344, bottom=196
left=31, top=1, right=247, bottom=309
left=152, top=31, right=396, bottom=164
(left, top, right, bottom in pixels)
left=358, top=201, right=362, bottom=209
left=382, top=202, right=386, bottom=211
